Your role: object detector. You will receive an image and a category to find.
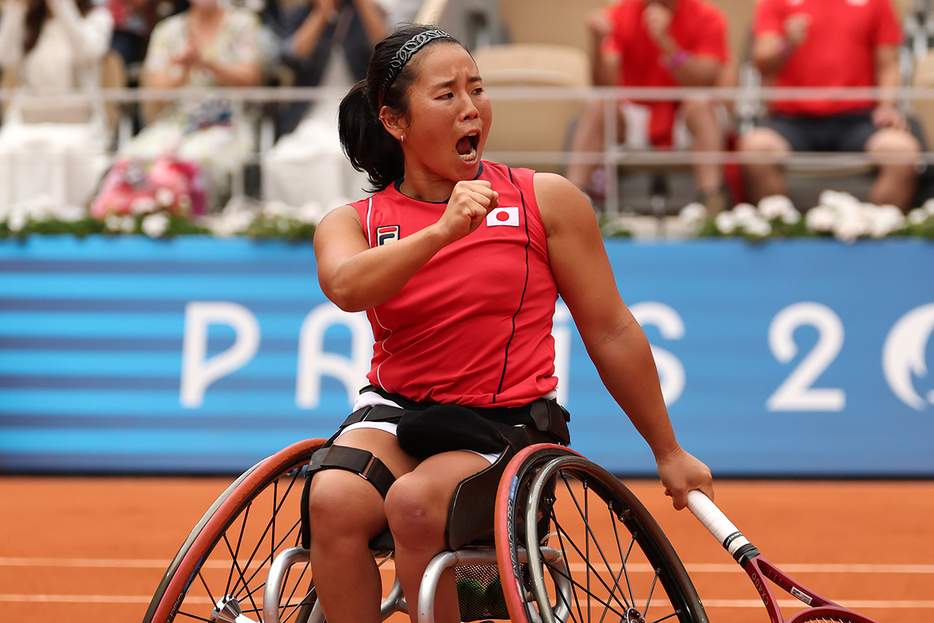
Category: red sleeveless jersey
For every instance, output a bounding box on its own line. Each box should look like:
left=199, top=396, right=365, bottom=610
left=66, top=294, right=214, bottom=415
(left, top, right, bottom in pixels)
left=350, top=161, right=558, bottom=408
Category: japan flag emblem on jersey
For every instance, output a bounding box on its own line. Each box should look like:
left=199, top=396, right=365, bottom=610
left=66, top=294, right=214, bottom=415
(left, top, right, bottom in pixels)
left=487, top=206, right=520, bottom=227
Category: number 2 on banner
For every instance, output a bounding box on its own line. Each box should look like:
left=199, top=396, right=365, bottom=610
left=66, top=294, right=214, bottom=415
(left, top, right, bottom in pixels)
left=767, top=302, right=846, bottom=412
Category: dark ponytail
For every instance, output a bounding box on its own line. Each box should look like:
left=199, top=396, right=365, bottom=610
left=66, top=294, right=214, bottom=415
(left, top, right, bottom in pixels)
left=338, top=24, right=462, bottom=192
left=338, top=80, right=405, bottom=192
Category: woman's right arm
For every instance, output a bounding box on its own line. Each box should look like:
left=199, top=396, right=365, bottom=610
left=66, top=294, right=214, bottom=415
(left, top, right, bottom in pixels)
left=314, top=180, right=498, bottom=312
left=0, top=0, right=26, bottom=69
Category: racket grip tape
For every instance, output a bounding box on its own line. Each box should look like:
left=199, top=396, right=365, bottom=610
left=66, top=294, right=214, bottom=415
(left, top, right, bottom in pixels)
left=687, top=490, right=761, bottom=566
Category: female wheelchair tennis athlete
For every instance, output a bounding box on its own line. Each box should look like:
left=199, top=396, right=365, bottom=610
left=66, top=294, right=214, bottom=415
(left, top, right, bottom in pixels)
left=142, top=24, right=714, bottom=623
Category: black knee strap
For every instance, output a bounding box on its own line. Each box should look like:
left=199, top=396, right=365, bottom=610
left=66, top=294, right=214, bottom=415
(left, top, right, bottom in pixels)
left=300, top=444, right=396, bottom=549
left=309, top=445, right=396, bottom=498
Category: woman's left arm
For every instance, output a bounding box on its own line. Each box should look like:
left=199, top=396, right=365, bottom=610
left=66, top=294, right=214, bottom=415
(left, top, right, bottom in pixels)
left=48, top=0, right=114, bottom=64
left=535, top=172, right=713, bottom=509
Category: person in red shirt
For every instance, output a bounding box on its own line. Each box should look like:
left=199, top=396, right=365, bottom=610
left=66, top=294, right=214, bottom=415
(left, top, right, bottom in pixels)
left=739, top=0, right=920, bottom=211
left=567, top=0, right=733, bottom=212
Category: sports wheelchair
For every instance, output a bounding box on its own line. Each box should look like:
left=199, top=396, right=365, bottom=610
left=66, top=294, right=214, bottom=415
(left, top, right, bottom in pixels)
left=141, top=438, right=708, bottom=623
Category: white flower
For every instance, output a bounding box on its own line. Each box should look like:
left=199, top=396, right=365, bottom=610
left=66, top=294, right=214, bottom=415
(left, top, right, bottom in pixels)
left=832, top=208, right=871, bottom=242
left=7, top=210, right=26, bottom=232
left=202, top=209, right=255, bottom=237
left=715, top=210, right=737, bottom=234
left=743, top=215, right=772, bottom=237
left=141, top=212, right=170, bottom=238
left=758, top=195, right=796, bottom=221
left=263, top=202, right=290, bottom=219
left=805, top=206, right=836, bottom=232
left=105, top=215, right=136, bottom=233
left=25, top=198, right=53, bottom=222
left=818, top=190, right=861, bottom=214
left=921, top=198, right=934, bottom=216
left=907, top=207, right=929, bottom=225
left=55, top=205, right=85, bottom=222
left=677, top=202, right=708, bottom=225
left=781, top=209, right=801, bottom=225
left=156, top=187, right=175, bottom=208
left=866, top=205, right=905, bottom=238
left=732, top=203, right=759, bottom=226
left=131, top=196, right=158, bottom=215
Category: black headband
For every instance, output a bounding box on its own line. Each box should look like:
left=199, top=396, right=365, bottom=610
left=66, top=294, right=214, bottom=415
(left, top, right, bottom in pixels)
left=380, top=29, right=454, bottom=96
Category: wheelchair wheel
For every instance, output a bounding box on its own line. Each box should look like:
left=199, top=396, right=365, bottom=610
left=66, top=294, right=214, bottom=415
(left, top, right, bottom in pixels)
left=142, top=438, right=328, bottom=623
left=495, top=444, right=708, bottom=623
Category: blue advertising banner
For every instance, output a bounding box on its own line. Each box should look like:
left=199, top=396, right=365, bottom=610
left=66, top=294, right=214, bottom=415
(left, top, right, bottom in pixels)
left=1, top=236, right=932, bottom=476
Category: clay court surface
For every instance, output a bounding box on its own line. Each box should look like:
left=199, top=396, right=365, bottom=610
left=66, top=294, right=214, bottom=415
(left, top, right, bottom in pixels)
left=0, top=475, right=931, bottom=623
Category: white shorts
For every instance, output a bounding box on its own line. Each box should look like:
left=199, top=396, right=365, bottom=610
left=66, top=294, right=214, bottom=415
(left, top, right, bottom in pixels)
left=335, top=391, right=501, bottom=465
left=618, top=100, right=730, bottom=151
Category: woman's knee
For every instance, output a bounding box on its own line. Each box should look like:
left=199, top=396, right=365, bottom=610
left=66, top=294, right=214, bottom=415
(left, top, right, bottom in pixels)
left=384, top=471, right=451, bottom=550
left=307, top=469, right=387, bottom=543
left=738, top=127, right=789, bottom=154
left=866, top=128, right=921, bottom=155
left=681, top=96, right=717, bottom=120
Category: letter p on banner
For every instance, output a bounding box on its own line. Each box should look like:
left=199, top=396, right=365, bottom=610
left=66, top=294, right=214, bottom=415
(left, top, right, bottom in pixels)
left=180, top=302, right=261, bottom=408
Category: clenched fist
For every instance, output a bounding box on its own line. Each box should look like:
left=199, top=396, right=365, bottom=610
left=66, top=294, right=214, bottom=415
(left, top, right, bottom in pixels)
left=435, top=180, right=499, bottom=244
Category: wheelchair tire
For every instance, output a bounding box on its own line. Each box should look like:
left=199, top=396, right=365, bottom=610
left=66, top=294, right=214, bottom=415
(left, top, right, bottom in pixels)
left=142, top=438, right=326, bottom=623
left=495, top=444, right=708, bottom=623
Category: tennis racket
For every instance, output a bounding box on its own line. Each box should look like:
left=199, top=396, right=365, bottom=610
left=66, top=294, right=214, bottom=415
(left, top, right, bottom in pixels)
left=687, top=490, right=879, bottom=623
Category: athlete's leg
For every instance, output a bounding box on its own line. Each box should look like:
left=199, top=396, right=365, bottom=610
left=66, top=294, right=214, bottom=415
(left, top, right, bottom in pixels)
left=306, top=428, right=420, bottom=623
left=385, top=450, right=493, bottom=623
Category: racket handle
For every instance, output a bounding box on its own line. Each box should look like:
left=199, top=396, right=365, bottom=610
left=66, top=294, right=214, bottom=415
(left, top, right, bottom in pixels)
left=687, top=490, right=755, bottom=561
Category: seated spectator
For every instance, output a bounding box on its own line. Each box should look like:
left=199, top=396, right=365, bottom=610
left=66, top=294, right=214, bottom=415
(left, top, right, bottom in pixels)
left=566, top=0, right=733, bottom=213
left=0, top=0, right=114, bottom=208
left=261, top=0, right=410, bottom=210
left=118, top=0, right=263, bottom=210
left=738, top=0, right=920, bottom=212
left=107, top=0, right=158, bottom=71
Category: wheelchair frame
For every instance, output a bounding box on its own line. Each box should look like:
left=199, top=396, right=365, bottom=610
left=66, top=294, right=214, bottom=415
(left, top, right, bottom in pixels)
left=141, top=439, right=707, bottom=623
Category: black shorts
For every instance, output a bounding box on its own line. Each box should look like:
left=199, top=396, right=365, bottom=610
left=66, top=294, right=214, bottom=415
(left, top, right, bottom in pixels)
left=760, top=110, right=879, bottom=152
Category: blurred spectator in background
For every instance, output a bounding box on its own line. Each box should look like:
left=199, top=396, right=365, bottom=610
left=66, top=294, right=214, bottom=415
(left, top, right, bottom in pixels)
left=261, top=0, right=412, bottom=210
left=567, top=0, right=732, bottom=213
left=274, top=0, right=390, bottom=135
left=739, top=0, right=919, bottom=212
left=118, top=0, right=263, bottom=209
left=0, top=0, right=114, bottom=208
left=107, top=0, right=157, bottom=71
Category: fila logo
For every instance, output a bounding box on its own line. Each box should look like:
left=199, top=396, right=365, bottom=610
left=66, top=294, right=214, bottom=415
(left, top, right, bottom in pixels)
left=377, top=225, right=400, bottom=245
left=487, top=206, right=520, bottom=227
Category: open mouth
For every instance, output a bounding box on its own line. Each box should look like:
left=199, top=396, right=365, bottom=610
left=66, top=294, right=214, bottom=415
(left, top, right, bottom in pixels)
left=456, top=133, right=480, bottom=163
